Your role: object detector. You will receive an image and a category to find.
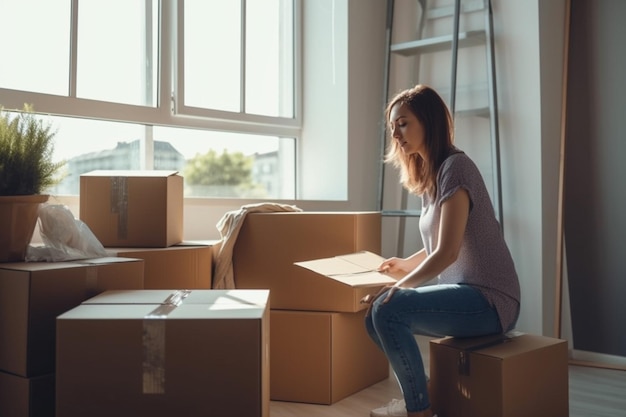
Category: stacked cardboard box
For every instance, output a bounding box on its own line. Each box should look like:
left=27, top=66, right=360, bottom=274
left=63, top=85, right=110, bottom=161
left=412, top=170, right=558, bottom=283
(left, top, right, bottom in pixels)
left=56, top=289, right=269, bottom=417
left=106, top=241, right=217, bottom=289
left=80, top=170, right=216, bottom=289
left=0, top=258, right=144, bottom=417
left=232, top=211, right=391, bottom=404
left=79, top=170, right=184, bottom=248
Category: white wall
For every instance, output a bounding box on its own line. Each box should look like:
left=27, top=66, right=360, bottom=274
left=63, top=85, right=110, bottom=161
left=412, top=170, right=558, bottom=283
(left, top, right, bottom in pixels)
left=299, top=0, right=349, bottom=201
left=537, top=0, right=568, bottom=338
left=494, top=0, right=567, bottom=335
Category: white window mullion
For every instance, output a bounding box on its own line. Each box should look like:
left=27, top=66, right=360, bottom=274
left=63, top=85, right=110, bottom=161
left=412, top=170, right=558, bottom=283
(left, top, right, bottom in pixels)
left=173, top=0, right=185, bottom=116
left=280, top=0, right=298, bottom=122
left=160, top=0, right=175, bottom=117
left=143, top=0, right=155, bottom=107
left=68, top=0, right=79, bottom=97
left=240, top=0, right=247, bottom=114
left=142, top=0, right=156, bottom=170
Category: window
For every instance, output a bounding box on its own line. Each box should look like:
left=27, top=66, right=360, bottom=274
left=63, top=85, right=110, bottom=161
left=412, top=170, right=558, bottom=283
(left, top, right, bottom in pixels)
left=0, top=0, right=299, bottom=199
left=180, top=0, right=295, bottom=119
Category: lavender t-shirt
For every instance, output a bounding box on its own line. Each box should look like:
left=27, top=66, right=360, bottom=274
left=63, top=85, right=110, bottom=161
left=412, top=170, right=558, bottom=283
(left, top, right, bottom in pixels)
left=419, top=151, right=520, bottom=332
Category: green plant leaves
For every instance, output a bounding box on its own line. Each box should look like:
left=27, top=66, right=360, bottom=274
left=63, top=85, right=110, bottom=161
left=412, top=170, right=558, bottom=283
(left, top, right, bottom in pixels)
left=0, top=104, right=65, bottom=195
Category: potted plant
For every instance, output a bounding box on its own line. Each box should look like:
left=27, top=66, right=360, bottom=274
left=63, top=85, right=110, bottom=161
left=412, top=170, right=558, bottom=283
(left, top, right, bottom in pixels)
left=0, top=104, right=65, bottom=262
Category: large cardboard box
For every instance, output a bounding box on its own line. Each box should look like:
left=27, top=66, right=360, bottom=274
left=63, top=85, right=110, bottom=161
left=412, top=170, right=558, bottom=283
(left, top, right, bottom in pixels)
left=56, top=289, right=269, bottom=417
left=0, top=371, right=54, bottom=417
left=106, top=241, right=216, bottom=289
left=79, top=170, right=184, bottom=247
left=270, top=309, right=389, bottom=405
left=430, top=333, right=569, bottom=417
left=233, top=211, right=383, bottom=312
left=81, top=288, right=267, bottom=307
left=0, top=258, right=144, bottom=377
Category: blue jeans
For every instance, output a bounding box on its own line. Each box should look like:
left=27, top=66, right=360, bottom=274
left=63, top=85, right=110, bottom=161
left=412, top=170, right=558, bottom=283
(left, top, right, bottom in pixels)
left=365, top=284, right=502, bottom=413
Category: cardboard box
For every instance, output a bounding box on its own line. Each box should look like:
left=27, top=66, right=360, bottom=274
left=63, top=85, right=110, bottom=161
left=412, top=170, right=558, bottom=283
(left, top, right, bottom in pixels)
left=270, top=309, right=389, bottom=405
left=0, top=371, right=54, bottom=417
left=81, top=288, right=268, bottom=307
left=0, top=258, right=144, bottom=377
left=79, top=170, right=184, bottom=247
left=430, top=333, right=569, bottom=417
left=107, top=241, right=216, bottom=289
left=56, top=289, right=269, bottom=417
left=233, top=212, right=383, bottom=312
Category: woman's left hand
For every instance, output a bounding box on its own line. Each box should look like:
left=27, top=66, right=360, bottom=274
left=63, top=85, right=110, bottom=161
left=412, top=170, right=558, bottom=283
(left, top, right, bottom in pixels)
left=361, top=284, right=399, bottom=316
left=381, top=285, right=400, bottom=303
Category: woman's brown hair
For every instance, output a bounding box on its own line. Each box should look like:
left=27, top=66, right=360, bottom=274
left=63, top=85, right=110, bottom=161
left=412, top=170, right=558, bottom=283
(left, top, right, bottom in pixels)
left=384, top=85, right=455, bottom=197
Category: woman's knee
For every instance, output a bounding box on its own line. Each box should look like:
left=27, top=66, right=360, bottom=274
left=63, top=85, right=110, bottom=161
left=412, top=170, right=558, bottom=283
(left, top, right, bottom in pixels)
left=369, top=298, right=398, bottom=327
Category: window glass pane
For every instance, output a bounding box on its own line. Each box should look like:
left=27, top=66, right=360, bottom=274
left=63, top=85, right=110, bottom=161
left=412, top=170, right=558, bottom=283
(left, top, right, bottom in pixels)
left=77, top=0, right=158, bottom=106
left=245, top=0, right=294, bottom=118
left=43, top=116, right=147, bottom=195
left=154, top=127, right=295, bottom=199
left=184, top=0, right=241, bottom=111
left=37, top=114, right=295, bottom=199
left=3, top=1, right=300, bottom=200
left=0, top=0, right=70, bottom=95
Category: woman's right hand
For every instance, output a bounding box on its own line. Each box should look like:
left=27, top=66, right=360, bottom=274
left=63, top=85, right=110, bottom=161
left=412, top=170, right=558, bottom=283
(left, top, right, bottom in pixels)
left=377, top=257, right=411, bottom=279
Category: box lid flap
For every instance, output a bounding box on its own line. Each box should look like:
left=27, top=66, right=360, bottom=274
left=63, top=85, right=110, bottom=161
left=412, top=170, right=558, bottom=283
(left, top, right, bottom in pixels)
left=83, top=289, right=269, bottom=306
left=81, top=170, right=179, bottom=177
left=294, top=251, right=397, bottom=287
left=74, top=257, right=142, bottom=265
left=59, top=302, right=266, bottom=320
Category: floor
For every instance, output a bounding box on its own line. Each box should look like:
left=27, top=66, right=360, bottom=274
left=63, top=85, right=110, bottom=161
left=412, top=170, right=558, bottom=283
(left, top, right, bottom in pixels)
left=270, top=336, right=626, bottom=417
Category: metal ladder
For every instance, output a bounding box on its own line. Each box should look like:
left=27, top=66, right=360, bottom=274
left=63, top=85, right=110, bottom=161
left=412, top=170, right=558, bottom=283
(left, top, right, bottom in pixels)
left=378, top=0, right=503, bottom=255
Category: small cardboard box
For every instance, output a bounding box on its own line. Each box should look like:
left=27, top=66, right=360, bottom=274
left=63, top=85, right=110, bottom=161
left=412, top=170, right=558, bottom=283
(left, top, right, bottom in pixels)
left=0, top=258, right=144, bottom=377
left=56, top=290, right=269, bottom=417
left=430, top=333, right=569, bottom=417
left=79, top=170, right=184, bottom=247
left=233, top=211, right=383, bottom=312
left=0, top=371, right=54, bottom=417
left=107, top=241, right=216, bottom=289
left=270, top=309, right=389, bottom=405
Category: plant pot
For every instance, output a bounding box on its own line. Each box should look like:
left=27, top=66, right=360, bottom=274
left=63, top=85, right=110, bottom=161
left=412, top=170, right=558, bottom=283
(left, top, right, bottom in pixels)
left=0, top=194, right=49, bottom=262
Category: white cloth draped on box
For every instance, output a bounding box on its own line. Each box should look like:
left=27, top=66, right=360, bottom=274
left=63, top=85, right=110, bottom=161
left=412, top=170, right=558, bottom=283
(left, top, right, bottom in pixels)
left=212, top=202, right=302, bottom=289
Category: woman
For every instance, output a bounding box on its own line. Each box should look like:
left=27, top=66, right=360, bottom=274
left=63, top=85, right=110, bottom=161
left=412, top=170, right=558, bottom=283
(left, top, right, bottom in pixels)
left=363, top=85, right=520, bottom=417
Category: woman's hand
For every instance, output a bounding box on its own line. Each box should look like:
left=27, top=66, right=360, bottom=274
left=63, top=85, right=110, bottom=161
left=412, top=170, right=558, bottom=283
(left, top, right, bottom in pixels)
left=361, top=284, right=400, bottom=317
left=377, top=257, right=412, bottom=280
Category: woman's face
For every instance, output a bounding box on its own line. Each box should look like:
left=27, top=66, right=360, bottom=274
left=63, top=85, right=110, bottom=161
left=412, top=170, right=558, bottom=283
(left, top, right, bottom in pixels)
left=389, top=102, right=425, bottom=157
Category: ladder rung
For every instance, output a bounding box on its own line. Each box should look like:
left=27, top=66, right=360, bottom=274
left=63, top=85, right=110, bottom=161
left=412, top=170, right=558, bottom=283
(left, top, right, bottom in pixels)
left=426, top=0, right=487, bottom=20
left=456, top=106, right=490, bottom=118
left=382, top=210, right=422, bottom=218
left=391, top=30, right=486, bottom=56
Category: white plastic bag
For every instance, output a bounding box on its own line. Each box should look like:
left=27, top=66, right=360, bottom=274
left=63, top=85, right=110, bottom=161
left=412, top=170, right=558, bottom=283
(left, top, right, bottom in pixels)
left=26, top=204, right=109, bottom=262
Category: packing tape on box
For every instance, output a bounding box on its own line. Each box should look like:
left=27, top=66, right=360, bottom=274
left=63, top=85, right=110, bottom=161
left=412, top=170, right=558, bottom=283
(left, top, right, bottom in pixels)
left=142, top=289, right=192, bottom=394
left=110, top=177, right=129, bottom=240
left=457, top=332, right=524, bottom=376
left=163, top=289, right=192, bottom=305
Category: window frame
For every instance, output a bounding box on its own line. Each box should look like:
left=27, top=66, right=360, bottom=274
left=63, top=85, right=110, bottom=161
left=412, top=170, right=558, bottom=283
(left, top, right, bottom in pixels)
left=174, top=0, right=301, bottom=131
left=0, top=0, right=302, bottom=165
